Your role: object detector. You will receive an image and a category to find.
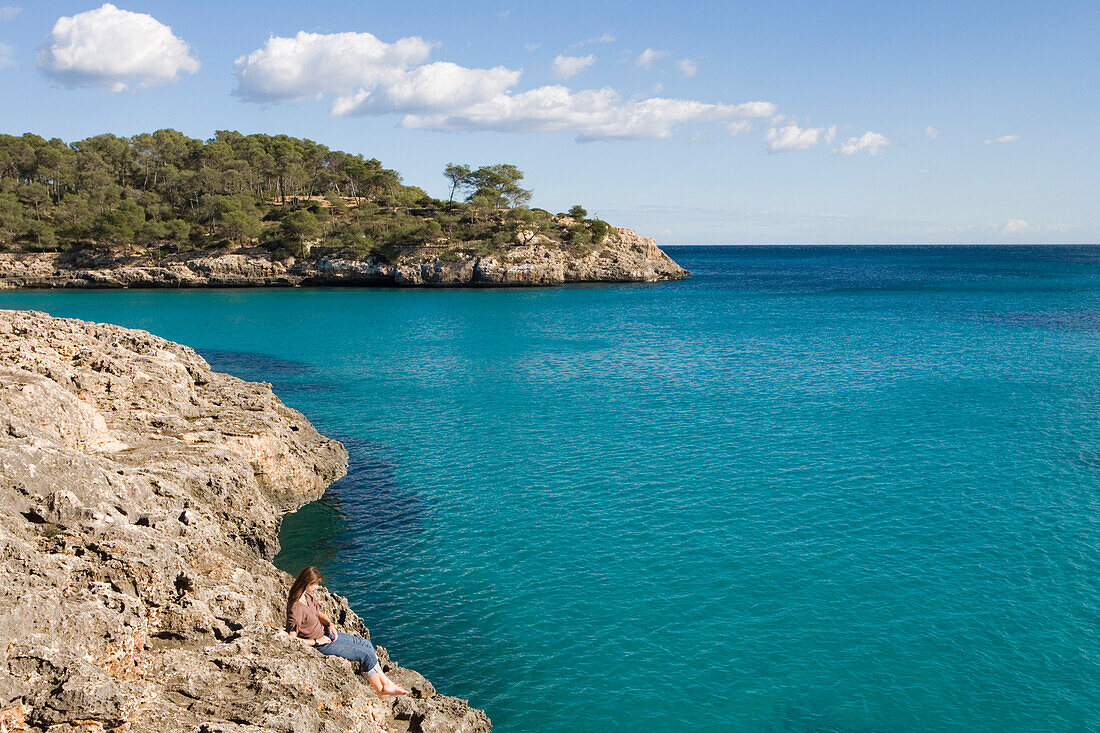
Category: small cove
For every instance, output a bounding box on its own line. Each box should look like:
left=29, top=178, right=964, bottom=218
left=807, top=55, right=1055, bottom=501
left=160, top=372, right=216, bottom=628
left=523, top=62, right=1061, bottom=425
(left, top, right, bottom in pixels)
left=2, top=245, right=1097, bottom=732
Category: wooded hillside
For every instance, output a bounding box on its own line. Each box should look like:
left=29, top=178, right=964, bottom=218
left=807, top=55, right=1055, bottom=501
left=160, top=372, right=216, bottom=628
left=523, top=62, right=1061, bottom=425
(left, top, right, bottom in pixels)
left=0, top=130, right=610, bottom=260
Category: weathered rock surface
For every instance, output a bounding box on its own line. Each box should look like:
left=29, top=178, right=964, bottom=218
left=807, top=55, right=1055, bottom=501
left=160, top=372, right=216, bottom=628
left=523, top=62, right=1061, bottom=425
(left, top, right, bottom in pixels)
left=0, top=227, right=687, bottom=289
left=0, top=310, right=490, bottom=732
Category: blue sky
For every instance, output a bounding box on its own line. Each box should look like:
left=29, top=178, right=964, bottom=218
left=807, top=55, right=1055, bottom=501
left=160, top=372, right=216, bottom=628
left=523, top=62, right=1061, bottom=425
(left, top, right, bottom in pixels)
left=1, top=1, right=1097, bottom=244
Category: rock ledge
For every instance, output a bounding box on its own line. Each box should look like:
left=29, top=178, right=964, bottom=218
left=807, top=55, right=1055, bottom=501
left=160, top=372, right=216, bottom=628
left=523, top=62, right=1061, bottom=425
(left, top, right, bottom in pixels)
left=0, top=227, right=688, bottom=289
left=0, top=309, right=490, bottom=732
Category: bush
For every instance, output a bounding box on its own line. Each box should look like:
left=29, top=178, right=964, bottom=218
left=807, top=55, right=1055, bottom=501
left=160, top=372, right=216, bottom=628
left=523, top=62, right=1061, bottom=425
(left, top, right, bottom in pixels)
left=590, top=219, right=610, bottom=243
left=567, top=224, right=592, bottom=245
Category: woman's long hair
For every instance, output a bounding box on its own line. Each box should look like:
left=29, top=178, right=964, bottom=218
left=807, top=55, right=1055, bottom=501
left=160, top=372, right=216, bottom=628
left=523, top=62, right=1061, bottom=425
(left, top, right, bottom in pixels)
left=289, top=566, right=322, bottom=605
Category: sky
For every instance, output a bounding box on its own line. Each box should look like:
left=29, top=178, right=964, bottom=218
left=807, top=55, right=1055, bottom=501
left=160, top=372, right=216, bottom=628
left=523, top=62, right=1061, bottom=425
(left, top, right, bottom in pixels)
left=0, top=0, right=1097, bottom=244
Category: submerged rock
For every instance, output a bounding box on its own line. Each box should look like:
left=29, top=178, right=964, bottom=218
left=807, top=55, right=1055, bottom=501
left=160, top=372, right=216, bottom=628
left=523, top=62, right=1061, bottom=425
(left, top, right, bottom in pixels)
left=0, top=310, right=491, bottom=732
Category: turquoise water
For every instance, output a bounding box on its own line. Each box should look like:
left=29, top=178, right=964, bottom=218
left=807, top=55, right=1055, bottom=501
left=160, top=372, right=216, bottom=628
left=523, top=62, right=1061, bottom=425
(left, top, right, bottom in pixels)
left=2, top=246, right=1098, bottom=732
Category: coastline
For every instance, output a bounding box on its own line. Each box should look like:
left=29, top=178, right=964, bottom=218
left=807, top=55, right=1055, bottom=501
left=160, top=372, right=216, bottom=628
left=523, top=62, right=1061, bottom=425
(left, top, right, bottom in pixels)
left=0, top=228, right=689, bottom=290
left=0, top=309, right=489, bottom=732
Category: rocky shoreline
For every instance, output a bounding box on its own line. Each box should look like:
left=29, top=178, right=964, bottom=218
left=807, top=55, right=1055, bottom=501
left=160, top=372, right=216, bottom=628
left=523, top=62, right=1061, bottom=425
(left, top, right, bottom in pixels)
left=0, top=228, right=688, bottom=289
left=0, top=310, right=490, bottom=732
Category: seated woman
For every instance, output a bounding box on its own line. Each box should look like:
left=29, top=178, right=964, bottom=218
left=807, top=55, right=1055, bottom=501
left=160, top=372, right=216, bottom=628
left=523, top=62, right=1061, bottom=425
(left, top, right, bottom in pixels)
left=286, top=566, right=408, bottom=699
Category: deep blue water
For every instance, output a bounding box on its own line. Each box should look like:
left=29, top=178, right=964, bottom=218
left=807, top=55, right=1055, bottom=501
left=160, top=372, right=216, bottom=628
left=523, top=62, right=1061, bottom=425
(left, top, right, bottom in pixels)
left=2, top=246, right=1098, bottom=732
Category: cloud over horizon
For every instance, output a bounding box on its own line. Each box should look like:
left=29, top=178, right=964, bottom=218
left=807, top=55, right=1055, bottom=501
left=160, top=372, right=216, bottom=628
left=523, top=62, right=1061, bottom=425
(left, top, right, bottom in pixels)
left=38, top=3, right=199, bottom=92
left=234, top=30, right=777, bottom=142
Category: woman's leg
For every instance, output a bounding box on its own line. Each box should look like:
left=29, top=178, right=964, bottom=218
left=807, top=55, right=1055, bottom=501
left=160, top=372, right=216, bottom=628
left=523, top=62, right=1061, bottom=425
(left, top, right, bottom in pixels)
left=316, top=634, right=406, bottom=697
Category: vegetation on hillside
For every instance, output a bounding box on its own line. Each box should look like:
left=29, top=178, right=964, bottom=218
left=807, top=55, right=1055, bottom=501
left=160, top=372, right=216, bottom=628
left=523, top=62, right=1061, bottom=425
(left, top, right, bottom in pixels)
left=0, top=130, right=613, bottom=261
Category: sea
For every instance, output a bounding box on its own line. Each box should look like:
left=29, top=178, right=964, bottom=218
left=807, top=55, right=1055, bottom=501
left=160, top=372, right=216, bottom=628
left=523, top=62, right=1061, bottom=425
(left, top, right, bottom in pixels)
left=2, top=245, right=1097, bottom=732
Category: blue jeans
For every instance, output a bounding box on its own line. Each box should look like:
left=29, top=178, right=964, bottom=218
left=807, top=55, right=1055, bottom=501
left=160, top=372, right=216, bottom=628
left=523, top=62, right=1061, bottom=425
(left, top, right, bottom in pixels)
left=315, top=632, right=382, bottom=678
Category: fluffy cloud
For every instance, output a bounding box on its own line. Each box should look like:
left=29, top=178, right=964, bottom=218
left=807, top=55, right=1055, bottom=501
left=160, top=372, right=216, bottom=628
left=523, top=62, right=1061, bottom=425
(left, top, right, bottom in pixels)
left=635, top=48, right=668, bottom=68
left=552, top=54, right=594, bottom=79
left=330, top=62, right=520, bottom=116
left=236, top=30, right=778, bottom=142
left=37, top=3, right=199, bottom=92
left=677, top=58, right=697, bottom=77
left=233, top=31, right=433, bottom=102
left=0, top=6, right=20, bottom=21
left=925, top=125, right=939, bottom=139
left=985, top=134, right=1020, bottom=144
left=836, top=131, right=891, bottom=156
left=402, top=90, right=776, bottom=142
left=765, top=123, right=835, bottom=153
left=1001, top=218, right=1030, bottom=234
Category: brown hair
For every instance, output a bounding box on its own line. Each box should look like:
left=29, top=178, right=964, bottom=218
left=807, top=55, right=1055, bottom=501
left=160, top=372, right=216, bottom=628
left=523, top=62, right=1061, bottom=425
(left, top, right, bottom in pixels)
left=288, top=566, right=322, bottom=605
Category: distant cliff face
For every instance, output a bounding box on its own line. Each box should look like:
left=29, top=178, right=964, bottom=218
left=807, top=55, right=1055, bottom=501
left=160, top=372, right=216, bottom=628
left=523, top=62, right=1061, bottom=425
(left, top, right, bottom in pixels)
left=0, top=310, right=491, bottom=733
left=0, top=225, right=688, bottom=289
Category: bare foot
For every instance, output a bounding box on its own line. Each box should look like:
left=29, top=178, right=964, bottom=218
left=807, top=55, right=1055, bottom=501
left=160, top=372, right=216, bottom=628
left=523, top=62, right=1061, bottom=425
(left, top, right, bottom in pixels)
left=377, top=683, right=408, bottom=699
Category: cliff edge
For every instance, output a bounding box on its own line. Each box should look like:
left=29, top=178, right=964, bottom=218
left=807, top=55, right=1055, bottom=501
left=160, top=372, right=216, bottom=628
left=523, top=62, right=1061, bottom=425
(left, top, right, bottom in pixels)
left=0, top=310, right=490, bottom=732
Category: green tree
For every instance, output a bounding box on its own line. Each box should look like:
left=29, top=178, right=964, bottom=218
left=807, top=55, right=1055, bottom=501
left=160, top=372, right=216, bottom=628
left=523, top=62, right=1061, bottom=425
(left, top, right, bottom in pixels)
left=0, top=193, right=26, bottom=246
left=280, top=209, right=320, bottom=256
left=567, top=205, right=587, bottom=220
left=465, top=164, right=531, bottom=209
left=443, top=163, right=472, bottom=202
left=95, top=200, right=145, bottom=249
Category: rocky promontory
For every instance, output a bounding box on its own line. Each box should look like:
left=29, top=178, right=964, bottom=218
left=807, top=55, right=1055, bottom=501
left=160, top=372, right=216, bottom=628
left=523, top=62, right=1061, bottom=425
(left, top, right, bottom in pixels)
left=0, top=310, right=490, bottom=732
left=0, top=226, right=687, bottom=289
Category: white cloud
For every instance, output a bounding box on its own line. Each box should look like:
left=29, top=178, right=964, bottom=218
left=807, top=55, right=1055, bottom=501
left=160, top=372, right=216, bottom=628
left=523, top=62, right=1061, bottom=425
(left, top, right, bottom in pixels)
left=524, top=42, right=541, bottom=52
left=677, top=58, right=697, bottom=77
left=925, top=125, right=938, bottom=139
left=0, top=6, right=20, bottom=21
left=234, top=30, right=433, bottom=102
left=236, top=29, right=777, bottom=142
left=330, top=62, right=520, bottom=116
left=765, top=123, right=834, bottom=152
left=402, top=90, right=777, bottom=142
left=635, top=48, right=668, bottom=68
left=836, top=131, right=891, bottom=156
left=1001, top=218, right=1030, bottom=234
left=0, top=42, right=12, bottom=69
left=985, top=134, right=1020, bottom=144
left=37, top=3, right=199, bottom=92
left=552, top=53, right=594, bottom=79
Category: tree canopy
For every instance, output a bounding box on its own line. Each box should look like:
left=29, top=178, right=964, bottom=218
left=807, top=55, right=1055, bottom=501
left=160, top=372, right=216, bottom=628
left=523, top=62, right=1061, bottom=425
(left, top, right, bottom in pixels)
left=0, top=130, right=609, bottom=260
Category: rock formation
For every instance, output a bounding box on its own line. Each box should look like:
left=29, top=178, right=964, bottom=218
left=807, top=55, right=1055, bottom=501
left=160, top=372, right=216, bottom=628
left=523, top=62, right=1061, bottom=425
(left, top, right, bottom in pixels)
left=0, top=309, right=490, bottom=732
left=0, top=227, right=687, bottom=289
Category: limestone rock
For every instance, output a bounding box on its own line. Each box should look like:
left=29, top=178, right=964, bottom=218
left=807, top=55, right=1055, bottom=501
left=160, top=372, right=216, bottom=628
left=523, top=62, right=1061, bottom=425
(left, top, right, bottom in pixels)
left=0, top=310, right=490, bottom=732
left=0, top=224, right=688, bottom=289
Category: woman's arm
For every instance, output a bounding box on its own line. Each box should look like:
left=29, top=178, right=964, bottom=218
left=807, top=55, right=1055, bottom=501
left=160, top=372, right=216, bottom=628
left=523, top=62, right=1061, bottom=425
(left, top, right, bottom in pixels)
left=316, top=611, right=337, bottom=639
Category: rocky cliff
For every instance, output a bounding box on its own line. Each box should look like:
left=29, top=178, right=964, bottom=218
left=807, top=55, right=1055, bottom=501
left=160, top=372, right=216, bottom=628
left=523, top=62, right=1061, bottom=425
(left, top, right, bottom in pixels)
left=0, top=310, right=490, bottom=733
left=0, top=227, right=688, bottom=289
